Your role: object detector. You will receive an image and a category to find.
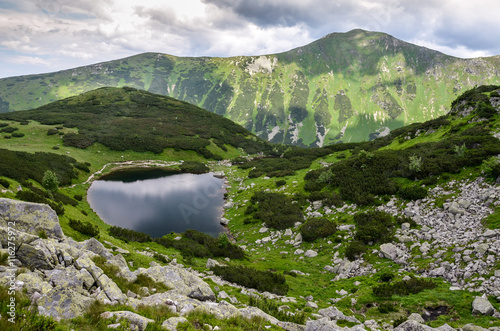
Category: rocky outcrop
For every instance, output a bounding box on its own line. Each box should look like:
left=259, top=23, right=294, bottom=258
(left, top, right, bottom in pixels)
left=101, top=311, right=154, bottom=331
left=135, top=265, right=215, bottom=301
left=0, top=198, right=64, bottom=240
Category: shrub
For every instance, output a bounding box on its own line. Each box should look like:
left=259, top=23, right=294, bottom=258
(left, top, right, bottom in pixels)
left=379, top=302, right=397, bottom=314
left=179, top=161, right=209, bottom=173
left=0, top=178, right=9, bottom=189
left=300, top=217, right=337, bottom=242
left=345, top=240, right=367, bottom=261
left=74, top=194, right=83, bottom=201
left=372, top=277, right=436, bottom=297
left=11, top=132, right=25, bottom=138
left=69, top=219, right=99, bottom=237
left=354, top=211, right=395, bottom=245
left=42, top=170, right=59, bottom=192
left=399, top=185, right=428, bottom=200
left=379, top=271, right=395, bottom=282
left=109, top=225, right=152, bottom=243
left=247, top=191, right=304, bottom=230
left=211, top=265, right=289, bottom=295
left=275, top=180, right=286, bottom=187
left=74, top=162, right=90, bottom=172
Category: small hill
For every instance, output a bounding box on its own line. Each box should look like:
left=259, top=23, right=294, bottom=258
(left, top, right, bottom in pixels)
left=1, top=29, right=500, bottom=146
left=0, top=87, right=273, bottom=159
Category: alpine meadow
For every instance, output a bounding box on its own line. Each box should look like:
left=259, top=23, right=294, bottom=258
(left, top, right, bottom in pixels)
left=0, top=29, right=500, bottom=331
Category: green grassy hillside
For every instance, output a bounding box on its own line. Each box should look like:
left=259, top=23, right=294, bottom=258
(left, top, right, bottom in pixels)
left=1, top=85, right=500, bottom=330
left=1, top=29, right=500, bottom=147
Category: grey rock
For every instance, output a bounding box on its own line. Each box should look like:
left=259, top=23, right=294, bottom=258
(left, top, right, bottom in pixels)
left=306, top=301, right=318, bottom=309
left=284, top=229, right=293, bottom=236
left=475, top=244, right=489, bottom=256
left=37, top=286, right=94, bottom=320
left=259, top=227, right=269, bottom=233
left=472, top=296, right=495, bottom=316
left=379, top=243, right=399, bottom=260
left=162, top=317, right=189, bottom=331
left=136, top=265, right=215, bottom=301
left=0, top=198, right=64, bottom=240
left=394, top=320, right=434, bottom=331
left=408, top=313, right=425, bottom=323
left=305, top=317, right=342, bottom=331
left=101, top=311, right=154, bottom=331
left=206, top=258, right=221, bottom=269
left=83, top=238, right=113, bottom=259
left=304, top=250, right=318, bottom=258
left=294, top=249, right=304, bottom=255
left=16, top=240, right=56, bottom=270
left=294, top=233, right=303, bottom=243
left=318, top=306, right=360, bottom=323
left=97, top=274, right=126, bottom=303
left=461, top=324, right=488, bottom=331
left=16, top=271, right=52, bottom=295
left=239, top=306, right=280, bottom=325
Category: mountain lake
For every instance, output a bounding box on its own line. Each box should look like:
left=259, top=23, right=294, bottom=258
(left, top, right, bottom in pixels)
left=87, top=169, right=226, bottom=238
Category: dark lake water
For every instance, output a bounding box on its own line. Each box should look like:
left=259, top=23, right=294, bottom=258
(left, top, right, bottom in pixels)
left=87, top=169, right=225, bottom=238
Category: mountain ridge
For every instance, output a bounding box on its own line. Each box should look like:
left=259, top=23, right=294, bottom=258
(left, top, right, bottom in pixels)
left=1, top=29, right=500, bottom=146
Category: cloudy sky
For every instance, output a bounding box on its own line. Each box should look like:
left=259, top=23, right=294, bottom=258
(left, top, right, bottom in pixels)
left=1, top=0, right=499, bottom=78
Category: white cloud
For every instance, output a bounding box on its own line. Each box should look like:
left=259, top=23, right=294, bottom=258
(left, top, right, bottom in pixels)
left=10, top=55, right=51, bottom=66
left=1, top=0, right=500, bottom=78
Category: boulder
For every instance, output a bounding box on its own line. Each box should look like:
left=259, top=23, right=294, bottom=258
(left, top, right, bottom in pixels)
left=408, top=313, right=425, bottom=323
left=136, top=265, right=215, bottom=301
left=83, top=237, right=113, bottom=259
left=239, top=306, right=280, bottom=325
left=16, top=241, right=56, bottom=270
left=472, top=296, right=495, bottom=316
left=16, top=271, right=52, bottom=295
left=317, top=306, right=360, bottom=323
left=284, top=229, right=293, bottom=236
left=305, top=317, right=342, bottom=331
left=379, top=243, right=399, bottom=260
left=101, top=311, right=154, bottom=331
left=206, top=258, right=221, bottom=269
left=37, top=286, right=94, bottom=320
left=394, top=319, right=434, bottom=331
left=0, top=198, right=64, bottom=240
left=162, top=317, right=189, bottom=331
left=97, top=274, right=126, bottom=303
left=304, top=250, right=318, bottom=258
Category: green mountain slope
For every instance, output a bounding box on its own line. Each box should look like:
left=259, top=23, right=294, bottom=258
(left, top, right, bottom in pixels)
left=1, top=29, right=500, bottom=146
left=0, top=87, right=273, bottom=159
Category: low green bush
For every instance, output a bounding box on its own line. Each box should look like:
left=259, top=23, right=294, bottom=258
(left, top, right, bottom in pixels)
left=109, top=225, right=152, bottom=243
left=246, top=191, right=303, bottom=230
left=211, top=265, right=288, bottom=295
left=372, top=277, right=436, bottom=297
left=399, top=185, right=428, bottom=200
left=300, top=217, right=337, bottom=242
left=345, top=240, right=367, bottom=261
left=354, top=210, right=395, bottom=245
left=69, top=219, right=99, bottom=237
left=0, top=178, right=9, bottom=188
left=179, top=161, right=209, bottom=173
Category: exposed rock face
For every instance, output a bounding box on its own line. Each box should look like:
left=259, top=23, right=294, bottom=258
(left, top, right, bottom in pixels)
left=135, top=265, right=216, bottom=301
left=0, top=198, right=64, bottom=240
left=37, top=286, right=94, bottom=320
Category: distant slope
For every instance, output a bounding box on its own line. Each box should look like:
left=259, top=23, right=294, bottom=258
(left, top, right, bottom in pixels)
left=0, top=87, right=273, bottom=159
left=1, top=29, right=500, bottom=146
